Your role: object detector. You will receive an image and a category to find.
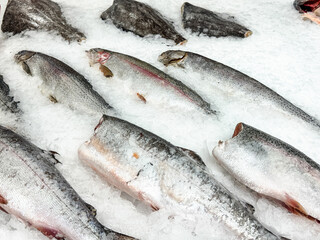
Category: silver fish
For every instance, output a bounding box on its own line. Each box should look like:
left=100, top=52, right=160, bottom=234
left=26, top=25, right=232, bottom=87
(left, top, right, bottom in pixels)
left=181, top=2, right=252, bottom=38
left=101, top=0, right=186, bottom=45
left=86, top=48, right=215, bottom=115
left=78, top=115, right=280, bottom=240
left=15, top=51, right=113, bottom=115
left=1, top=0, right=86, bottom=42
left=158, top=50, right=320, bottom=129
left=0, top=124, right=135, bottom=240
left=213, top=122, right=320, bottom=223
left=0, top=75, right=20, bottom=114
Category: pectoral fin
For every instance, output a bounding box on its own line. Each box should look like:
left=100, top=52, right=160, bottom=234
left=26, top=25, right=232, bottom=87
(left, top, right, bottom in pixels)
left=137, top=93, right=146, bottom=103
left=284, top=193, right=306, bottom=215
left=85, top=202, right=97, bottom=217
left=49, top=95, right=58, bottom=103
left=100, top=64, right=113, bottom=78
left=177, top=146, right=205, bottom=167
left=22, top=62, right=32, bottom=76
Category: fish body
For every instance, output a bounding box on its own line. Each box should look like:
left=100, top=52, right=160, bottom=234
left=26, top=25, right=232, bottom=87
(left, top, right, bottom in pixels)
left=213, top=122, right=320, bottom=222
left=15, top=51, right=113, bottom=115
left=101, top=0, right=186, bottom=44
left=0, top=125, right=134, bottom=240
left=181, top=2, right=252, bottom=38
left=1, top=0, right=85, bottom=42
left=87, top=48, right=215, bottom=115
left=79, top=115, right=280, bottom=240
left=0, top=75, right=20, bottom=114
left=158, top=50, right=320, bottom=129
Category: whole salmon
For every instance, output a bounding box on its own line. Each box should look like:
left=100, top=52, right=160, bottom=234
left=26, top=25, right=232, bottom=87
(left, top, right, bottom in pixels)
left=86, top=48, right=215, bottom=115
left=79, top=115, right=280, bottom=240
left=0, top=125, right=135, bottom=240
left=15, top=51, right=113, bottom=115
left=158, top=50, right=320, bottom=129
left=213, top=122, right=320, bottom=222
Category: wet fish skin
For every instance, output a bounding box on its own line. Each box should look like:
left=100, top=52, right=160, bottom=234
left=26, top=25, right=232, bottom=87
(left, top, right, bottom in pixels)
left=181, top=2, right=252, bottom=38
left=0, top=125, right=135, bottom=240
left=158, top=50, right=320, bottom=129
left=79, top=115, right=280, bottom=240
left=1, top=0, right=86, bottom=42
left=86, top=48, right=215, bottom=115
left=0, top=75, right=20, bottom=114
left=294, top=0, right=320, bottom=13
left=101, top=0, right=186, bottom=45
left=15, top=50, right=113, bottom=115
left=213, top=122, right=320, bottom=222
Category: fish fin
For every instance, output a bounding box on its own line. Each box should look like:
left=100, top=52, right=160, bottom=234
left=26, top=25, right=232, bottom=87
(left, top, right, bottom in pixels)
left=49, top=95, right=58, bottom=103
left=85, top=202, right=97, bottom=217
left=177, top=146, right=205, bottom=166
left=104, top=228, right=137, bottom=240
left=284, top=193, right=307, bottom=215
left=99, top=64, right=113, bottom=78
left=136, top=93, right=146, bottom=103
left=42, top=150, right=61, bottom=165
left=0, top=194, right=8, bottom=204
left=36, top=226, right=64, bottom=239
left=22, top=62, right=32, bottom=76
left=0, top=206, right=8, bottom=214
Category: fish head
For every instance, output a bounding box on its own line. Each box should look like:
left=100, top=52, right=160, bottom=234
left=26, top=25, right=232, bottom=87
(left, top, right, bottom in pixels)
left=14, top=50, right=36, bottom=76
left=86, top=48, right=113, bottom=66
left=14, top=50, right=36, bottom=63
left=158, top=50, right=188, bottom=67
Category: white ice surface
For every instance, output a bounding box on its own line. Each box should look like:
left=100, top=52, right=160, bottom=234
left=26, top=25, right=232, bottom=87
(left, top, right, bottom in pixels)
left=0, top=0, right=320, bottom=239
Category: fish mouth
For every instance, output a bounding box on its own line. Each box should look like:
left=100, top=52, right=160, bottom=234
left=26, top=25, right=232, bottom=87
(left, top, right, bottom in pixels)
left=14, top=51, right=36, bottom=63
left=158, top=51, right=188, bottom=67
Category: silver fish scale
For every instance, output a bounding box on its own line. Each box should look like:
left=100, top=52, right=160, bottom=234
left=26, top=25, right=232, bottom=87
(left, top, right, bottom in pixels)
left=84, top=115, right=279, bottom=240
left=0, top=125, right=109, bottom=240
left=238, top=123, right=320, bottom=171
left=182, top=51, right=320, bottom=129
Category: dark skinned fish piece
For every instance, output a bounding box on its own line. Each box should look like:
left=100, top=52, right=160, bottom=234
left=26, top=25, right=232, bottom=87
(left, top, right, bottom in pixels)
left=1, top=0, right=86, bottom=42
left=86, top=48, right=215, bottom=115
left=0, top=124, right=135, bottom=240
left=158, top=50, right=320, bottom=130
left=79, top=115, right=281, bottom=240
left=0, top=75, right=20, bottom=114
left=101, top=0, right=186, bottom=45
left=14, top=51, right=113, bottom=115
left=213, top=122, right=320, bottom=223
left=181, top=2, right=252, bottom=38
